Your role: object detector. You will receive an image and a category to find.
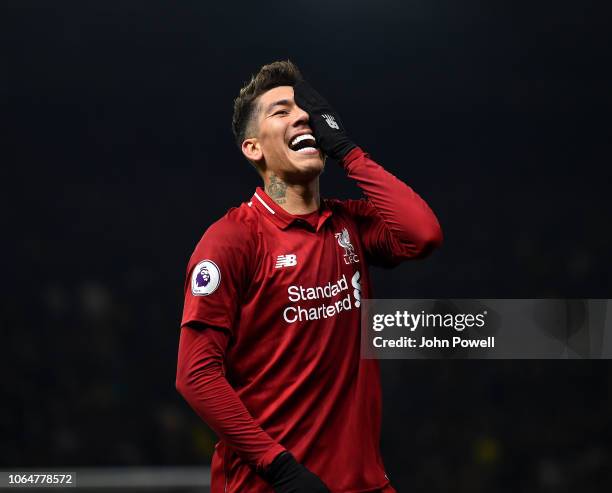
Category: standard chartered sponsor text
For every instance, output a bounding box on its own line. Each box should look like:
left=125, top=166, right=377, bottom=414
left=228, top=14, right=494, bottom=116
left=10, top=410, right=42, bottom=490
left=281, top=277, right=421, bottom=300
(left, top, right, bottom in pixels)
left=284, top=273, right=359, bottom=323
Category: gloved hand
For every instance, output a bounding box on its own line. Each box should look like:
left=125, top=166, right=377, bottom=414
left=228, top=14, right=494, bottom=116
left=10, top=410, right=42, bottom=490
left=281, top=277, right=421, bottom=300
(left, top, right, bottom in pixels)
left=293, top=80, right=357, bottom=161
left=261, top=452, right=330, bottom=493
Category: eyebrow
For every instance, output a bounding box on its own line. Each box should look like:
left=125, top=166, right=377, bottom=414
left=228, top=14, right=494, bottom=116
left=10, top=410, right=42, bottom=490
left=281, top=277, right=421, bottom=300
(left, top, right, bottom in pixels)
left=265, top=99, right=292, bottom=114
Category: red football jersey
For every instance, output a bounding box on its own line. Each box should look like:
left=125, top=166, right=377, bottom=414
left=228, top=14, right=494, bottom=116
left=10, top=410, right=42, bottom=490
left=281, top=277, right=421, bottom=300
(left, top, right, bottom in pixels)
left=181, top=147, right=442, bottom=492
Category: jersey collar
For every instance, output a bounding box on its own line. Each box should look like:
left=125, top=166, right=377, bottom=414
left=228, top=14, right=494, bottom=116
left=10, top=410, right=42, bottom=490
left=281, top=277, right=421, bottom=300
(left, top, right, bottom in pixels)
left=251, top=187, right=333, bottom=232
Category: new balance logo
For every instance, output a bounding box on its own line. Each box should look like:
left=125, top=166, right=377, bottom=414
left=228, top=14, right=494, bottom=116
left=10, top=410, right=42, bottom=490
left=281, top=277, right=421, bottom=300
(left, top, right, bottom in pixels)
left=275, top=254, right=297, bottom=268
left=322, top=113, right=340, bottom=130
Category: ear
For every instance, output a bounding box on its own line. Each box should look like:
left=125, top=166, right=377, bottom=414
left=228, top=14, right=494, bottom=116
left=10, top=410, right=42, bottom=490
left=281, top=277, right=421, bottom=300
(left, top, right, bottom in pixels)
left=242, top=138, right=263, bottom=163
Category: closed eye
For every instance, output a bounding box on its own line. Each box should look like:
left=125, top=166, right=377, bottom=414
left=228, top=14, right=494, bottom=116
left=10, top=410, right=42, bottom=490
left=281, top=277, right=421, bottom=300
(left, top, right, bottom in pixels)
left=273, top=110, right=289, bottom=116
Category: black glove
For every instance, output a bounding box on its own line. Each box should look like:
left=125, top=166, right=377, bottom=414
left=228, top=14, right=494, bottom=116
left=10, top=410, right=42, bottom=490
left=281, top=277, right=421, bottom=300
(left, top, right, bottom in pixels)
left=261, top=452, right=330, bottom=493
left=293, top=80, right=357, bottom=161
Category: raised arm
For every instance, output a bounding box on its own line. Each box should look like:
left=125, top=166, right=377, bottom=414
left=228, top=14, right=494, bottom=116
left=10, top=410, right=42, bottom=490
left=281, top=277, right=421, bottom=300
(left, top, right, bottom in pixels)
left=294, top=80, right=442, bottom=264
left=341, top=147, right=442, bottom=260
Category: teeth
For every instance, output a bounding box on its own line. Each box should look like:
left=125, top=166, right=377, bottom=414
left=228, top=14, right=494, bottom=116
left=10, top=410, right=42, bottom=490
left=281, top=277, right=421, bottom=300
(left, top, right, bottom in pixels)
left=290, top=134, right=316, bottom=147
left=296, top=147, right=317, bottom=153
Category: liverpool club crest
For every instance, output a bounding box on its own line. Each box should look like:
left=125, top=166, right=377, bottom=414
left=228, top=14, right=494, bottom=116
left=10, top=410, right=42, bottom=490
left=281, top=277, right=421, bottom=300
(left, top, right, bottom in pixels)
left=335, top=227, right=360, bottom=264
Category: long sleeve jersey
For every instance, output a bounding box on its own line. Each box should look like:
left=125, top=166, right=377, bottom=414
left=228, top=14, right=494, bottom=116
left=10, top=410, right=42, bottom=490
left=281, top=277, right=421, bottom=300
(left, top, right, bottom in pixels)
left=177, top=147, right=442, bottom=492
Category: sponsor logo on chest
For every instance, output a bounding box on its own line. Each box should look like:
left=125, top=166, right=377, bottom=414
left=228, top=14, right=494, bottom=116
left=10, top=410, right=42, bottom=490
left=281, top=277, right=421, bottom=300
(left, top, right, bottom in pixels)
left=269, top=225, right=363, bottom=323
left=283, top=271, right=362, bottom=323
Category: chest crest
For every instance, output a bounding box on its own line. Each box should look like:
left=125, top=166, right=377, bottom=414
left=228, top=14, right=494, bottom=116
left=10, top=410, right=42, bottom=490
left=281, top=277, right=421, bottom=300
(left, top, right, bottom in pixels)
left=334, top=227, right=360, bottom=265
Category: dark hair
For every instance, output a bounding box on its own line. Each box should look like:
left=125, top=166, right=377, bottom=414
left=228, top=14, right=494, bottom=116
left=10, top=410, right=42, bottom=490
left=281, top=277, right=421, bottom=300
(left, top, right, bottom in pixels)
left=232, top=60, right=303, bottom=148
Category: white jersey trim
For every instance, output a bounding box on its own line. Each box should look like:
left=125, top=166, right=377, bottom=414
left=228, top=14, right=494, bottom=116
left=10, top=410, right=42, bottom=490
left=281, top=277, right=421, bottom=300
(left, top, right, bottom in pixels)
left=253, top=192, right=276, bottom=215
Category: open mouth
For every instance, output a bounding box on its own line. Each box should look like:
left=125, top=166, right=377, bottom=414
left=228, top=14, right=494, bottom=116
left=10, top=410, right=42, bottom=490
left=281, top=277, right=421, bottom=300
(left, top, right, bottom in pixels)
left=288, top=133, right=319, bottom=154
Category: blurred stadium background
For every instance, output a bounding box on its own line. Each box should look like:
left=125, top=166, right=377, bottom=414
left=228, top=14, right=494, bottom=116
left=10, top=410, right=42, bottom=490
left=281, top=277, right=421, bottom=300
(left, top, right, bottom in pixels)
left=2, top=1, right=611, bottom=491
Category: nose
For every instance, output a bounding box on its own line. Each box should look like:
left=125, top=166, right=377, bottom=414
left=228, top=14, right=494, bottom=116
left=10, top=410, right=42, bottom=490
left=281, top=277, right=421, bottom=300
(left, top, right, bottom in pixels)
left=292, top=104, right=309, bottom=127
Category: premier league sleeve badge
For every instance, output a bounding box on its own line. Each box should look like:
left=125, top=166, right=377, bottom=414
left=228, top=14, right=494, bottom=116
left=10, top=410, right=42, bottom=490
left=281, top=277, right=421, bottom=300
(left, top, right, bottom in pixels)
left=191, top=260, right=221, bottom=296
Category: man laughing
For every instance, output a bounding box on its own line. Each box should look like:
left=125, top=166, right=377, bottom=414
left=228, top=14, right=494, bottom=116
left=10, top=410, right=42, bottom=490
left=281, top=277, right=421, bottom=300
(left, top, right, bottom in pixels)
left=176, top=60, right=442, bottom=492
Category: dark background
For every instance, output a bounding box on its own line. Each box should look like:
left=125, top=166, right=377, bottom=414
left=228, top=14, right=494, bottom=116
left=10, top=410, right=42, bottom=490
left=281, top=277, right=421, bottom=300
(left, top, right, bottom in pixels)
left=2, top=1, right=611, bottom=491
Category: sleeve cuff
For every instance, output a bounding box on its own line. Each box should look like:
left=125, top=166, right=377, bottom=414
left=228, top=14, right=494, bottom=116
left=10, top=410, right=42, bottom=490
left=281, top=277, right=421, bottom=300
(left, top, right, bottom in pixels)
left=258, top=444, right=287, bottom=472
left=340, top=146, right=366, bottom=168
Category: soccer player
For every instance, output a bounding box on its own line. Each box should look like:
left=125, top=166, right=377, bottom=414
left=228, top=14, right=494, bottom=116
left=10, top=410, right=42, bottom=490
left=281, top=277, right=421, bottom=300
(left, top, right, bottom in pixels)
left=176, top=60, right=442, bottom=493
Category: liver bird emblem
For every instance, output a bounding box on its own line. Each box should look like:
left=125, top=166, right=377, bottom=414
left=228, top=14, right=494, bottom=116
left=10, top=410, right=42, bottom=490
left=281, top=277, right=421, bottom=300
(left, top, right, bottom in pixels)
left=335, top=228, right=355, bottom=255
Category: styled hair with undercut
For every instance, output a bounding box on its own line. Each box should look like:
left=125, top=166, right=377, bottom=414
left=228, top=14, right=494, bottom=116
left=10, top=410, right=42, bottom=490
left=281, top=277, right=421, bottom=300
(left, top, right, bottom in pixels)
left=232, top=60, right=303, bottom=148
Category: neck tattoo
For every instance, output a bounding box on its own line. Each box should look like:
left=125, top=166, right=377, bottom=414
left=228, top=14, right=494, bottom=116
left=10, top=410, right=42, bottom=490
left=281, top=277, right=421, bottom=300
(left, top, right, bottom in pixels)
left=267, top=174, right=287, bottom=204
